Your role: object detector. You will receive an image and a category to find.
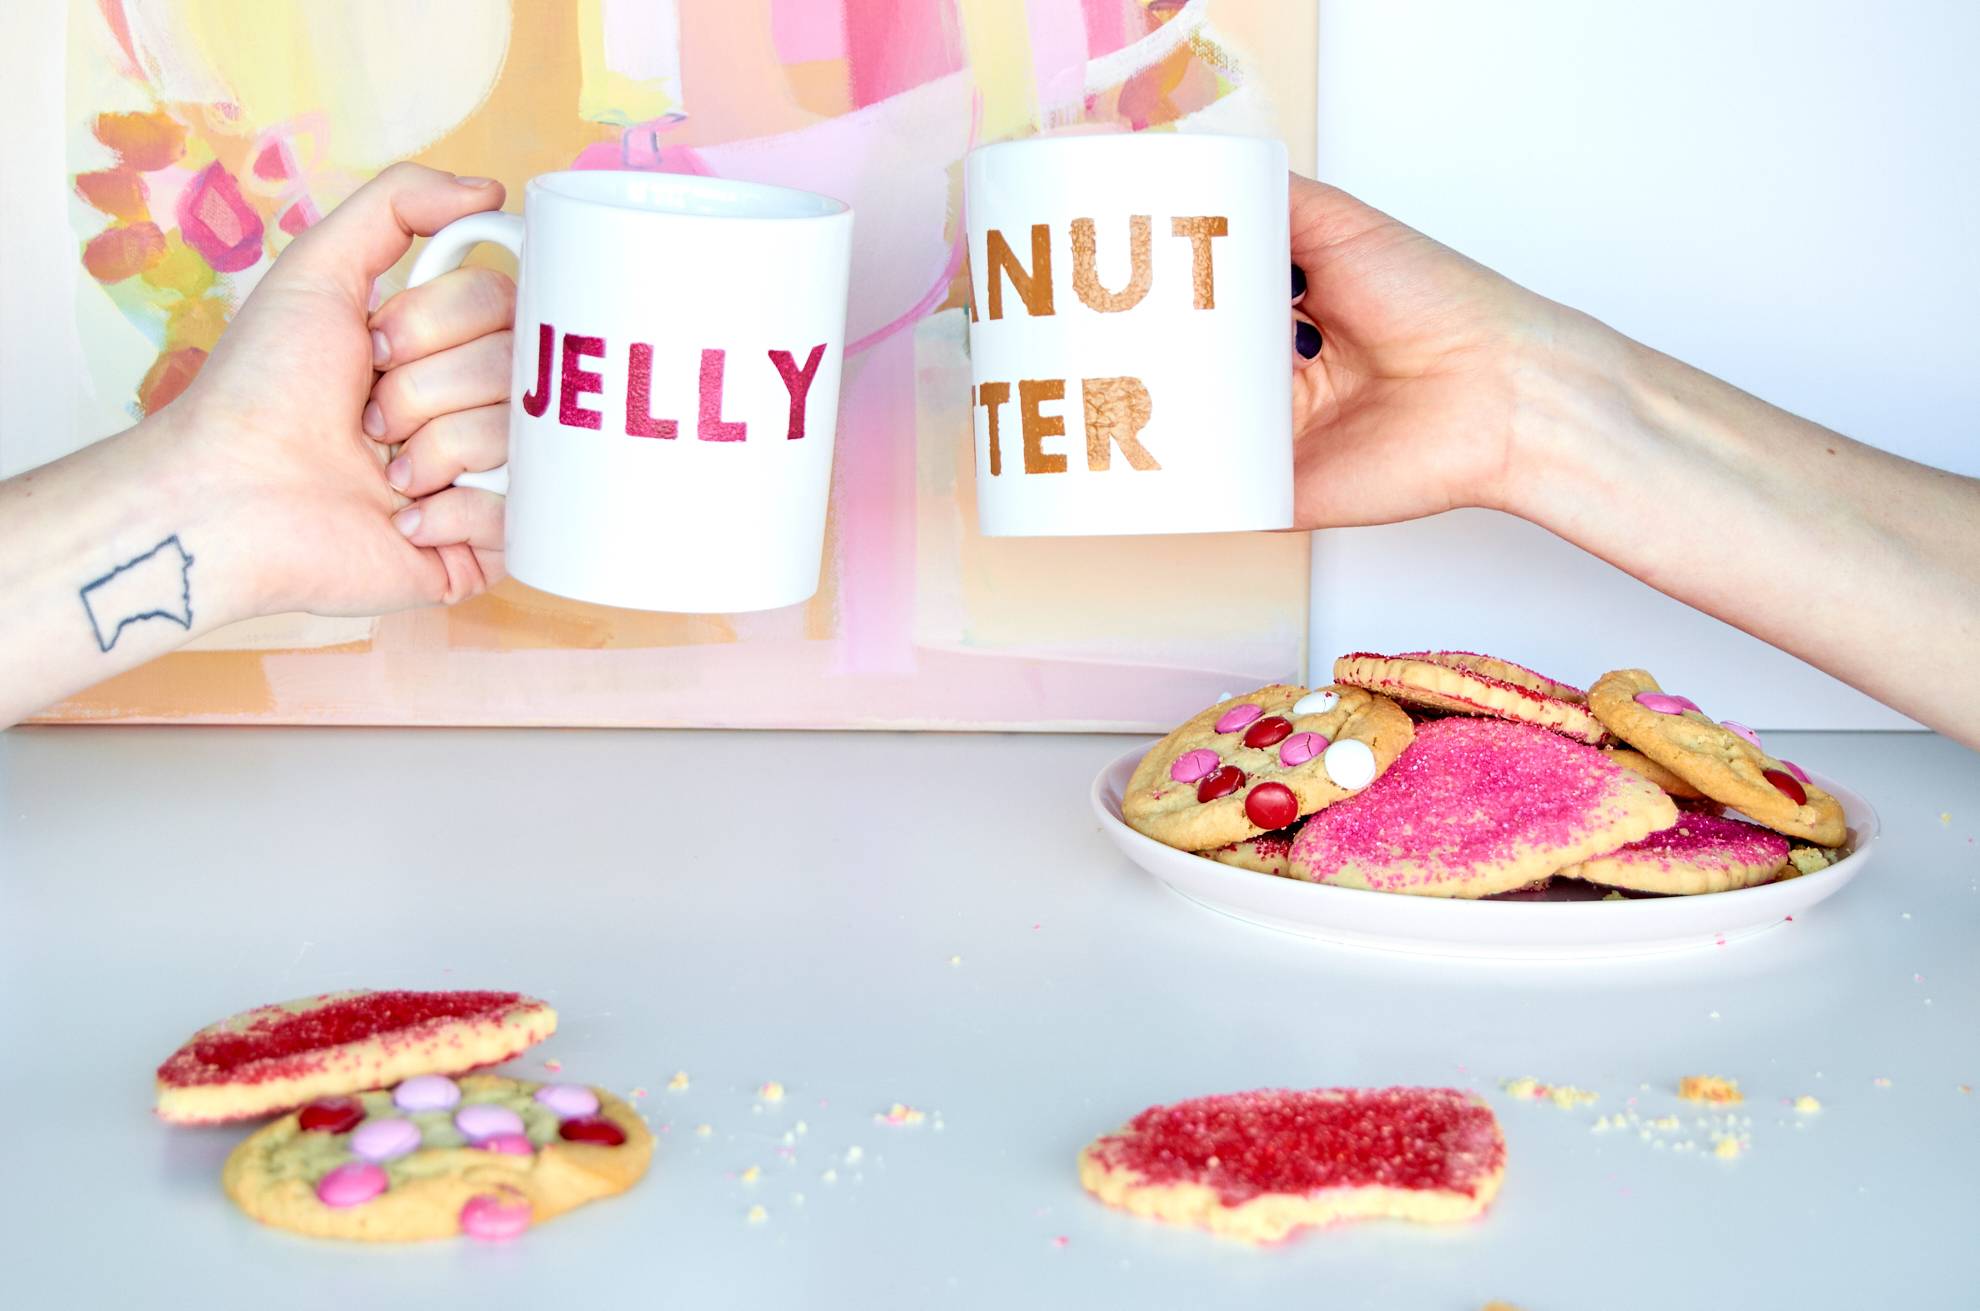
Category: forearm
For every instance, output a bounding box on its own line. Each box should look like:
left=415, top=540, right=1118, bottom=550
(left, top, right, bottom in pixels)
left=0, top=414, right=264, bottom=727
left=1508, top=309, right=1980, bottom=745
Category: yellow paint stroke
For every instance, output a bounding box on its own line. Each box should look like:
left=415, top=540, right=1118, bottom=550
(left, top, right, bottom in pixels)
left=956, top=0, right=1038, bottom=141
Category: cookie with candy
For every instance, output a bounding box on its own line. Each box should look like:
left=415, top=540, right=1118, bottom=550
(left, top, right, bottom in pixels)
left=1078, top=1086, right=1506, bottom=1244
left=1587, top=668, right=1846, bottom=846
left=1122, top=684, right=1415, bottom=852
left=222, top=1072, right=653, bottom=1242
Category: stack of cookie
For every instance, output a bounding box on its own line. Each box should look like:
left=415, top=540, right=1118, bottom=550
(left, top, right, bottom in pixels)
left=1123, top=651, right=1849, bottom=899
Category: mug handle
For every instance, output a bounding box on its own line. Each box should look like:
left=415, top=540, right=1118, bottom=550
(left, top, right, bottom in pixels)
left=404, top=211, right=525, bottom=495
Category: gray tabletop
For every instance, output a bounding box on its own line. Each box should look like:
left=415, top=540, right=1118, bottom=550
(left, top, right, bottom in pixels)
left=1, top=726, right=1975, bottom=1308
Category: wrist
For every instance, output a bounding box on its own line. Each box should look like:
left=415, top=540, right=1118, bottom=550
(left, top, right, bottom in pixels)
left=125, top=404, right=275, bottom=633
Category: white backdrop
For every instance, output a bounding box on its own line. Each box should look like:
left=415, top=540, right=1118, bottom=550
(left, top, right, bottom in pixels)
left=1310, top=0, right=1978, bottom=729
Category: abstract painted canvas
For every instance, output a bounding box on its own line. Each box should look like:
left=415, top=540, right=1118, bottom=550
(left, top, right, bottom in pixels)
left=42, top=0, right=1315, bottom=729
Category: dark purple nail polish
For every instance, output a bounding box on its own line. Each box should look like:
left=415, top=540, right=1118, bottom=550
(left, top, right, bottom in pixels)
left=1291, top=263, right=1307, bottom=300
left=1295, top=320, right=1322, bottom=359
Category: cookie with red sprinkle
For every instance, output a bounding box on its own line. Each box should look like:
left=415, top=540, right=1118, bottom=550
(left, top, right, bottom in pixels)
left=1588, top=669, right=1845, bottom=846
left=1123, top=685, right=1414, bottom=852
left=1078, top=1087, right=1505, bottom=1244
left=222, top=1073, right=652, bottom=1242
left=156, top=990, right=557, bottom=1125
left=1559, top=810, right=1790, bottom=895
left=1287, top=718, right=1678, bottom=897
left=1201, top=820, right=1305, bottom=879
left=1333, top=650, right=1605, bottom=744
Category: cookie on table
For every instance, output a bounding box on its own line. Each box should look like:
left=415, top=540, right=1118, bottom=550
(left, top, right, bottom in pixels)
left=156, top=990, right=557, bottom=1125
left=223, top=1073, right=652, bottom=1242
left=1559, top=811, right=1789, bottom=895
left=1587, top=669, right=1846, bottom=846
left=1123, top=685, right=1414, bottom=852
left=1333, top=650, right=1605, bottom=745
left=1201, top=821, right=1304, bottom=879
left=1287, top=718, right=1678, bottom=898
left=1078, top=1087, right=1505, bottom=1244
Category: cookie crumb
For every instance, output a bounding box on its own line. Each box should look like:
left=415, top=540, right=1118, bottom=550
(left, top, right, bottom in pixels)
left=1502, top=1076, right=1598, bottom=1109
left=844, top=1145, right=864, bottom=1164
left=542, top=1059, right=562, bottom=1073
left=741, top=1165, right=761, bottom=1184
left=1678, top=1075, right=1743, bottom=1105
left=821, top=1168, right=838, bottom=1184
left=667, top=1071, right=690, bottom=1092
left=695, top=1123, right=713, bottom=1138
left=1713, top=1135, right=1744, bottom=1160
left=1794, top=1095, right=1822, bottom=1113
left=746, top=1204, right=768, bottom=1225
left=877, top=1102, right=927, bottom=1127
left=949, top=955, right=963, bottom=966
left=758, top=1081, right=786, bottom=1103
left=1873, top=1076, right=1892, bottom=1088
left=630, top=1086, right=648, bottom=1099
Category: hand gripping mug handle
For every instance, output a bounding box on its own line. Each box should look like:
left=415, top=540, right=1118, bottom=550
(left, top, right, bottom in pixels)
left=404, top=211, right=525, bottom=495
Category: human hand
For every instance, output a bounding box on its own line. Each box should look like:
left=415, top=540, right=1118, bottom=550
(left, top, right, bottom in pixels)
left=167, top=162, right=514, bottom=617
left=1287, top=174, right=1560, bottom=529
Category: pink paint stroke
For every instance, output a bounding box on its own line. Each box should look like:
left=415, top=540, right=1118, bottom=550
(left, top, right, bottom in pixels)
left=772, top=0, right=848, bottom=63
left=845, top=0, right=964, bottom=108
left=1027, top=0, right=1091, bottom=115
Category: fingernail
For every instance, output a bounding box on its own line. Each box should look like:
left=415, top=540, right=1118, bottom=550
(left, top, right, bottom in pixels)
left=362, top=401, right=385, bottom=437
left=393, top=506, right=422, bottom=538
left=385, top=456, right=411, bottom=492
left=1291, top=263, right=1307, bottom=300
left=370, top=329, right=390, bottom=369
left=456, top=175, right=496, bottom=188
left=1295, top=320, right=1322, bottom=360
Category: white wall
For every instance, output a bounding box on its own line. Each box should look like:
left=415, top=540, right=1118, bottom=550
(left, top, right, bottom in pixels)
left=1311, top=0, right=1978, bottom=729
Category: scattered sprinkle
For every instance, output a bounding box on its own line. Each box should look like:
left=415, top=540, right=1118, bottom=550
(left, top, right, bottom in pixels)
left=1873, top=1077, right=1892, bottom=1088
left=1708, top=1011, right=1721, bottom=1021
left=630, top=1087, right=648, bottom=1099
left=741, top=1165, right=761, bottom=1184
left=667, top=1071, right=690, bottom=1092
left=795, top=1120, right=809, bottom=1135
left=1713, top=1135, right=1745, bottom=1160
left=1942, top=812, right=1953, bottom=825
left=695, top=1124, right=713, bottom=1138
left=1959, top=1085, right=1972, bottom=1095
left=759, top=1081, right=786, bottom=1103
left=1050, top=1236, right=1069, bottom=1249
left=877, top=1103, right=927, bottom=1127
left=746, top=1204, right=768, bottom=1225
left=1502, top=1076, right=1599, bottom=1109
left=845, top=1146, right=864, bottom=1164
left=1678, top=1076, right=1743, bottom=1105
left=949, top=955, right=963, bottom=966
left=1794, top=1095, right=1822, bottom=1113
left=542, top=1059, right=562, bottom=1073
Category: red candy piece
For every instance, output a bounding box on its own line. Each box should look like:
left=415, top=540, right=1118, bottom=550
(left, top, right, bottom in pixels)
left=559, top=1116, right=627, bottom=1147
left=1242, top=716, right=1294, bottom=749
left=1197, top=765, right=1245, bottom=803
left=1245, top=782, right=1299, bottom=830
left=297, top=1097, right=366, bottom=1134
left=1763, top=769, right=1807, bottom=806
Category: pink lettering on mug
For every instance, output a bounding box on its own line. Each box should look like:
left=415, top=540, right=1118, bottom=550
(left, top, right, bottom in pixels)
left=697, top=348, right=747, bottom=442
left=521, top=323, right=554, bottom=418
left=768, top=343, right=826, bottom=441
left=559, top=333, right=605, bottom=430
left=625, top=343, right=678, bottom=439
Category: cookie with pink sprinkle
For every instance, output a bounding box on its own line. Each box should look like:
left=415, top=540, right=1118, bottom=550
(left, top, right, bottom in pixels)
left=1286, top=717, right=1678, bottom=897
left=1123, top=685, right=1414, bottom=852
left=1558, top=811, right=1790, bottom=895
left=1588, top=669, right=1845, bottom=846
left=1332, top=650, right=1605, bottom=744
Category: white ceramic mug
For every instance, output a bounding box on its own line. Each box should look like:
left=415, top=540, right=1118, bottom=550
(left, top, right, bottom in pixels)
left=408, top=170, right=853, bottom=612
left=964, top=134, right=1292, bottom=536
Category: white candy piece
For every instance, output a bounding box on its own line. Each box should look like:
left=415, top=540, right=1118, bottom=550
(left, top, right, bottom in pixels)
left=1322, top=737, right=1378, bottom=790
left=1292, top=689, right=1340, bottom=717
left=1215, top=689, right=1239, bottom=703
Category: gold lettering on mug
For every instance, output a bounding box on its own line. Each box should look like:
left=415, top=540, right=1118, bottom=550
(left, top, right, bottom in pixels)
left=1070, top=216, right=1152, bottom=313
left=1018, top=378, right=1067, bottom=474
left=986, top=224, right=1055, bottom=320
left=1170, top=216, right=1229, bottom=309
left=977, top=380, right=1010, bottom=477
left=1081, top=376, right=1158, bottom=471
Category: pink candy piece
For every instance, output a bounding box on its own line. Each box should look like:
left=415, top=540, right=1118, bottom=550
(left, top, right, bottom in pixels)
left=459, top=1192, right=533, bottom=1242
left=348, top=1117, right=421, bottom=1162
left=1634, top=692, right=1700, bottom=715
left=315, top=1162, right=388, bottom=1208
left=1169, top=749, right=1221, bottom=783
left=1278, top=732, right=1327, bottom=767
left=1721, top=720, right=1763, bottom=749
left=476, top=1132, right=535, bottom=1157
left=393, top=1074, right=461, bottom=1111
left=534, top=1083, right=601, bottom=1118
left=1213, top=703, right=1264, bottom=734
left=455, top=1103, right=527, bottom=1141
left=1781, top=759, right=1811, bottom=784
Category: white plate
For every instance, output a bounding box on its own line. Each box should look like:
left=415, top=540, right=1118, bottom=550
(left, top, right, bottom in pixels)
left=1090, top=745, right=1879, bottom=960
